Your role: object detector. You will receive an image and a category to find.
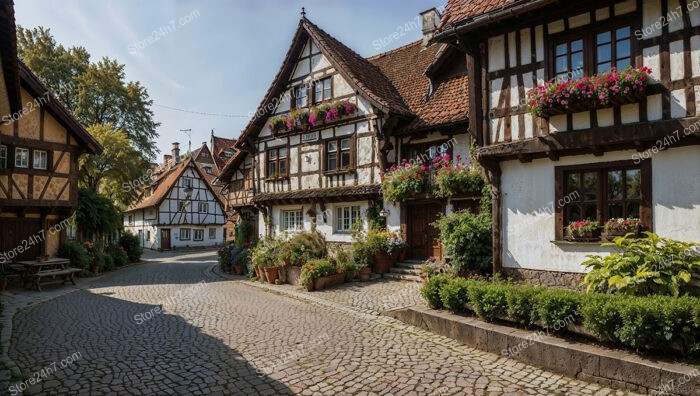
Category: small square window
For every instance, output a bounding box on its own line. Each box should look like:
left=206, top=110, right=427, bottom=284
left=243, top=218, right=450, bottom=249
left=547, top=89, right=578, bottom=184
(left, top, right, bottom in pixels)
left=33, top=150, right=47, bottom=170
left=198, top=203, right=208, bottom=213
left=180, top=228, right=191, bottom=240
left=15, top=148, right=29, bottom=168
left=209, top=228, right=217, bottom=239
left=294, top=85, right=308, bottom=108
left=282, top=210, right=303, bottom=231
left=193, top=229, right=204, bottom=241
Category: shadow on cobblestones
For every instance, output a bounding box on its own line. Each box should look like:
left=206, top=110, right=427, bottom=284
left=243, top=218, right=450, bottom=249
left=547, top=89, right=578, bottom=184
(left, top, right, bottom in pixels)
left=8, top=290, right=294, bottom=395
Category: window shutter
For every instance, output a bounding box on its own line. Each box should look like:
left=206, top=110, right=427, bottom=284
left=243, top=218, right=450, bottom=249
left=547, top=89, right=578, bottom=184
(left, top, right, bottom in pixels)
left=351, top=136, right=357, bottom=168
left=47, top=150, right=54, bottom=172
left=7, top=145, right=14, bottom=170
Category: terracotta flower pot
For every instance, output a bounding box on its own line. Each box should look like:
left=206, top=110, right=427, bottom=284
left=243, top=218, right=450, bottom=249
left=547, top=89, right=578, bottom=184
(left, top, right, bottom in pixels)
left=234, top=265, right=243, bottom=275
left=263, top=267, right=279, bottom=284
left=358, top=267, right=371, bottom=281
left=91, top=266, right=100, bottom=275
left=566, top=228, right=600, bottom=241
left=305, top=282, right=314, bottom=292
left=373, top=252, right=394, bottom=274
left=255, top=267, right=263, bottom=280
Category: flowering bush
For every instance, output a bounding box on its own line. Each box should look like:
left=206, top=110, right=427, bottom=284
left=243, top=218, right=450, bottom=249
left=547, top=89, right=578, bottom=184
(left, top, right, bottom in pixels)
left=566, top=220, right=600, bottom=239
left=387, top=232, right=406, bottom=255
left=250, top=237, right=285, bottom=269
left=604, top=218, right=641, bottom=234
left=432, top=155, right=485, bottom=198
left=300, top=258, right=336, bottom=286
left=218, top=241, right=254, bottom=272
left=268, top=100, right=358, bottom=133
left=527, top=66, right=652, bottom=117
left=381, top=160, right=426, bottom=203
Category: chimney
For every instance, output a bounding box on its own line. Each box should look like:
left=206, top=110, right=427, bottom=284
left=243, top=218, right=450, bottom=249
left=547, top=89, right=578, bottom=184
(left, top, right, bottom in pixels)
left=172, top=142, right=181, bottom=163
left=163, top=154, right=172, bottom=165
left=420, top=8, right=441, bottom=49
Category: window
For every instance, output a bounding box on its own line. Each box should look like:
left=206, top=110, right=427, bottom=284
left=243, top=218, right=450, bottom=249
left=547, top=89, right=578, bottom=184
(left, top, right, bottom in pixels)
left=180, top=228, right=191, bottom=240
left=314, top=78, right=332, bottom=103
left=15, top=148, right=28, bottom=168
left=336, top=206, right=361, bottom=232
left=556, top=160, right=650, bottom=240
left=33, top=150, right=47, bottom=170
left=267, top=147, right=288, bottom=178
left=326, top=138, right=352, bottom=172
left=0, top=145, right=7, bottom=169
left=209, top=228, right=217, bottom=239
left=282, top=210, right=303, bottom=231
left=596, top=26, right=631, bottom=73
left=193, top=229, right=204, bottom=241
left=146, top=231, right=151, bottom=241
left=183, top=178, right=193, bottom=188
left=128, top=215, right=134, bottom=226
left=223, top=150, right=233, bottom=158
left=550, top=23, right=634, bottom=81
left=198, top=203, right=208, bottom=213
left=204, top=166, right=213, bottom=174
left=294, top=85, right=308, bottom=108
left=179, top=201, right=189, bottom=212
left=553, top=38, right=584, bottom=82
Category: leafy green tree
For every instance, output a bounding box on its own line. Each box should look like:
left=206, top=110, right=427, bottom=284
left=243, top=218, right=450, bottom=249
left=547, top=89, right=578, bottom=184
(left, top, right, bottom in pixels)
left=75, top=188, right=122, bottom=242
left=17, top=26, right=159, bottom=159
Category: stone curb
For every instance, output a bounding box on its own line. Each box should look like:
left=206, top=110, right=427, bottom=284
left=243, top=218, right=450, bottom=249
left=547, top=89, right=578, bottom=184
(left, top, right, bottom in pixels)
left=385, top=306, right=700, bottom=396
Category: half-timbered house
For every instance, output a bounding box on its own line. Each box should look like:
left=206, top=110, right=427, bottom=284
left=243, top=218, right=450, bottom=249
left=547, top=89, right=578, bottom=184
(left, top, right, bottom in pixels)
left=124, top=142, right=226, bottom=250
left=433, top=0, right=700, bottom=286
left=216, top=10, right=473, bottom=259
left=0, top=40, right=103, bottom=261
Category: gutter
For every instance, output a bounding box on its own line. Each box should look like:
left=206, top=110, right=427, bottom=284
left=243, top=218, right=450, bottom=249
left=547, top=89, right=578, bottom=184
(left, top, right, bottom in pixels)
left=431, top=0, right=558, bottom=43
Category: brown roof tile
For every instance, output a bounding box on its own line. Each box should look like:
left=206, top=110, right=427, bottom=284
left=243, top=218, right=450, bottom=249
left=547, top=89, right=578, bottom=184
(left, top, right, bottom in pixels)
left=437, top=0, right=536, bottom=32
left=211, top=135, right=236, bottom=170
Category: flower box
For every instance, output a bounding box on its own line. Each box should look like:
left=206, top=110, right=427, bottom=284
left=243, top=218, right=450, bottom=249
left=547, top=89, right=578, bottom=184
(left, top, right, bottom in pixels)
left=565, top=220, right=601, bottom=242
left=269, top=100, right=357, bottom=134
left=313, top=272, right=346, bottom=291
left=527, top=67, right=652, bottom=118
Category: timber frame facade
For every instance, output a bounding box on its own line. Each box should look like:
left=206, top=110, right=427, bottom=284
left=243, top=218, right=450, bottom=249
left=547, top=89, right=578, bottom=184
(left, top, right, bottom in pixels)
left=216, top=11, right=474, bottom=258
left=434, top=0, right=700, bottom=285
left=0, top=27, right=103, bottom=261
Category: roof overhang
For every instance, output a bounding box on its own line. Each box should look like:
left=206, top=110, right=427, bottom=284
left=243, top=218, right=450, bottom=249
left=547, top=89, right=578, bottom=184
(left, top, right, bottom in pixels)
left=0, top=0, right=20, bottom=117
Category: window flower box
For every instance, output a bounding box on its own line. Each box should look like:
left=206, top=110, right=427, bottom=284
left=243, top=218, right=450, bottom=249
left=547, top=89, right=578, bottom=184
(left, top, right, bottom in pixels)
left=527, top=67, right=652, bottom=118
left=268, top=100, right=358, bottom=134
left=603, top=218, right=641, bottom=240
left=565, top=220, right=601, bottom=242
left=381, top=160, right=426, bottom=203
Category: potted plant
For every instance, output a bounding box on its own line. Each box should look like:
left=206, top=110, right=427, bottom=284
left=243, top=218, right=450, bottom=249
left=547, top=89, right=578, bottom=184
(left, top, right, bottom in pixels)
left=566, top=220, right=600, bottom=241
left=310, top=105, right=328, bottom=127
left=388, top=232, right=406, bottom=262
left=381, top=161, right=426, bottom=203
left=335, top=250, right=358, bottom=282
left=269, top=116, right=288, bottom=134
left=603, top=218, right=641, bottom=239
left=251, top=237, right=283, bottom=283
left=290, top=109, right=310, bottom=131
left=301, top=259, right=337, bottom=291
left=365, top=229, right=395, bottom=274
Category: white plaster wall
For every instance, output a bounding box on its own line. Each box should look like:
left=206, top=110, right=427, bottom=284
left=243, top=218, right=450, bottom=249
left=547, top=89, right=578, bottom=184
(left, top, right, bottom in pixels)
left=502, top=146, right=700, bottom=273
left=171, top=226, right=222, bottom=248
left=269, top=202, right=369, bottom=243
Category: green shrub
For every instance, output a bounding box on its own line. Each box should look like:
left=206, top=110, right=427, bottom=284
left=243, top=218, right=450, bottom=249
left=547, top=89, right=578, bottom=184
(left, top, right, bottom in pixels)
left=420, top=274, right=452, bottom=309
left=505, top=285, right=545, bottom=326
left=57, top=242, right=88, bottom=269
left=286, top=231, right=327, bottom=265
left=433, top=211, right=492, bottom=274
left=439, top=277, right=471, bottom=313
left=581, top=293, right=624, bottom=341
left=91, top=253, right=105, bottom=271
left=107, top=246, right=129, bottom=267
left=300, top=259, right=336, bottom=286
left=467, top=282, right=508, bottom=321
left=120, top=232, right=143, bottom=262
left=582, top=232, right=700, bottom=296
left=532, top=289, right=583, bottom=327
left=102, top=253, right=115, bottom=272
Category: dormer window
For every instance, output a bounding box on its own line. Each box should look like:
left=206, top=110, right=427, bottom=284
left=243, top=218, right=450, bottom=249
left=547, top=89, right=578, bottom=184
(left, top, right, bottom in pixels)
left=204, top=166, right=213, bottom=174
left=294, top=85, right=308, bottom=108
left=223, top=151, right=233, bottom=158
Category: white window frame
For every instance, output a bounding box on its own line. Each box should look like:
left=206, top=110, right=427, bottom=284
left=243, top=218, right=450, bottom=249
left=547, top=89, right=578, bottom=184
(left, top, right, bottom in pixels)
left=336, top=205, right=361, bottom=233
left=193, top=229, right=204, bottom=241
left=0, top=145, right=7, bottom=169
left=180, top=228, right=191, bottom=240
left=146, top=230, right=151, bottom=241
left=15, top=147, right=29, bottom=168
left=33, top=150, right=48, bottom=170
left=282, top=210, right=303, bottom=231
left=209, top=228, right=216, bottom=239
left=198, top=202, right=208, bottom=213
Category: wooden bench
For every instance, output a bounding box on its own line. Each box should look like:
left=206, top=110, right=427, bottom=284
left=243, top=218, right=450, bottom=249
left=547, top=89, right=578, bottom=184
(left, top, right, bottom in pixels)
left=30, top=268, right=82, bottom=291
left=1, top=262, right=25, bottom=290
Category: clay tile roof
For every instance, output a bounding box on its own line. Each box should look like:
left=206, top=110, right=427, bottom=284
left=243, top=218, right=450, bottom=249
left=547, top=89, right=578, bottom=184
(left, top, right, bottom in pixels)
left=0, top=0, right=20, bottom=114
left=302, top=19, right=412, bottom=116
left=369, top=41, right=469, bottom=133
left=251, top=185, right=381, bottom=205
left=211, top=135, right=236, bottom=169
left=437, top=0, right=534, bottom=32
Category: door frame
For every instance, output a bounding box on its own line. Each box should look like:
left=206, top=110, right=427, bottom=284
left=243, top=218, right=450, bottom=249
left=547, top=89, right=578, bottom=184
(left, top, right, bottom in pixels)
left=161, top=228, right=171, bottom=251
left=401, top=200, right=445, bottom=260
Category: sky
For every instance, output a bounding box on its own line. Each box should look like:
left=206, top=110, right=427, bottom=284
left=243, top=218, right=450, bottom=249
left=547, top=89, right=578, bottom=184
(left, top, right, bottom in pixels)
left=14, top=0, right=443, bottom=160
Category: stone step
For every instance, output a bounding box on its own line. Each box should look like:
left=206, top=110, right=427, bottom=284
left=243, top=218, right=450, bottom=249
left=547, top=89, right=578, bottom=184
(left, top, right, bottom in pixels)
left=390, top=267, right=421, bottom=276
left=383, top=273, right=421, bottom=282
left=395, top=262, right=422, bottom=270
left=401, top=259, right=424, bottom=264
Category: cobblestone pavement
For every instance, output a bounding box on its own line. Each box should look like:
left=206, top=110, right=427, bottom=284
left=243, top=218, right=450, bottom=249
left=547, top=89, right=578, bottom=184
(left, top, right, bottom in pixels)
left=7, top=251, right=638, bottom=395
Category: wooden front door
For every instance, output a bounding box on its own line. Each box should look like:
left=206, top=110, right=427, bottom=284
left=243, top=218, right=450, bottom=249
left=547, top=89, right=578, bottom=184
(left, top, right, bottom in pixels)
left=406, top=203, right=443, bottom=260
left=161, top=229, right=171, bottom=251
left=0, top=219, right=43, bottom=261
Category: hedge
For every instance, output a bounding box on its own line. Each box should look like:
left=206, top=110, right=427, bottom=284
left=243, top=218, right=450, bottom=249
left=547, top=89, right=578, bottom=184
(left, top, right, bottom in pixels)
left=421, top=277, right=700, bottom=355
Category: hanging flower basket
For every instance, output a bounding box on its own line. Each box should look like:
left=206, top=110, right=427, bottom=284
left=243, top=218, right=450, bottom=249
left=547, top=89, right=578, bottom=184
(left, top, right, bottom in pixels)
left=527, top=67, right=652, bottom=118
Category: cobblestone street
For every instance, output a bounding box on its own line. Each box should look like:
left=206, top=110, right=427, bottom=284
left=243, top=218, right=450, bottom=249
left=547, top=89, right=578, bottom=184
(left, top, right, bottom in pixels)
left=6, top=251, right=637, bottom=395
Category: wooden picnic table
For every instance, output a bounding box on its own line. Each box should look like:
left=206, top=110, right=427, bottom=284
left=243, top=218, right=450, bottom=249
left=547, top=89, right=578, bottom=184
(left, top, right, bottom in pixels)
left=16, top=258, right=82, bottom=291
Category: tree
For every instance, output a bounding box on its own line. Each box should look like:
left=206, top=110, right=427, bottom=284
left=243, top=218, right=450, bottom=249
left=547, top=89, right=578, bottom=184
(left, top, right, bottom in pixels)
left=74, top=188, right=122, bottom=243
left=79, top=124, right=147, bottom=207
left=17, top=26, right=160, bottom=159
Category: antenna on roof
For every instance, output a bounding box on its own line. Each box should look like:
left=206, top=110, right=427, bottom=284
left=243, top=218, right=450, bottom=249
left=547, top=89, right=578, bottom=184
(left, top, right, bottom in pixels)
left=301, top=7, right=306, bottom=18
left=180, top=129, right=192, bottom=154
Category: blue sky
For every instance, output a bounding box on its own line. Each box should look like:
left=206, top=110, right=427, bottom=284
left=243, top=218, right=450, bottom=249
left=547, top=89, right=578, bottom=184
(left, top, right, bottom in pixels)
left=14, top=0, right=442, bottom=159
